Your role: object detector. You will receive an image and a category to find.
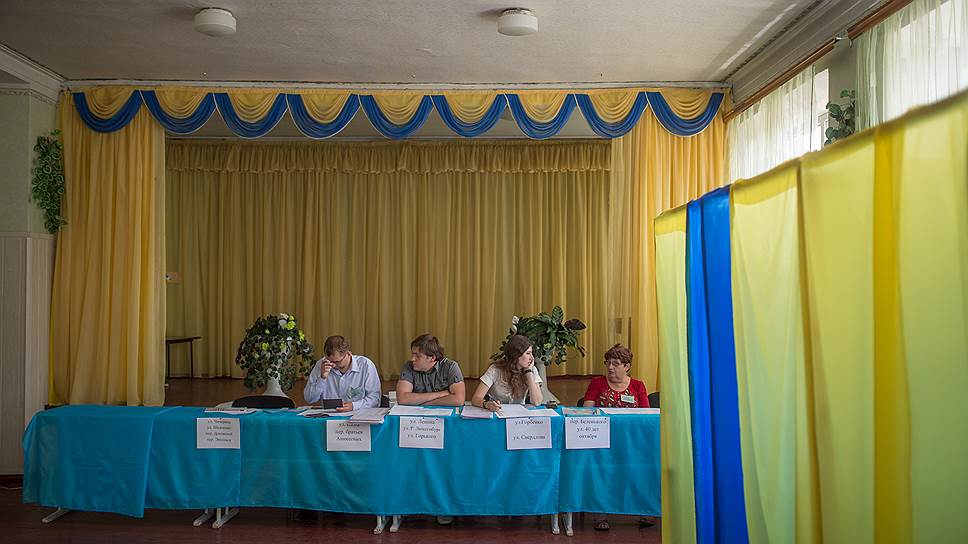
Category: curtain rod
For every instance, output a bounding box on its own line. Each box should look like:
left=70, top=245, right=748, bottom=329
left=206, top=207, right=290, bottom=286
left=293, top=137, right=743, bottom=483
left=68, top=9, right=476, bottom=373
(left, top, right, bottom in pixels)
left=725, top=0, right=913, bottom=122
left=64, top=79, right=729, bottom=91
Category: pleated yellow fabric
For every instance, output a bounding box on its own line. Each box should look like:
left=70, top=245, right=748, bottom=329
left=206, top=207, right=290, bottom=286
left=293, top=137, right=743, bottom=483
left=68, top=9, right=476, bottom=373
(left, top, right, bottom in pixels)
left=370, top=93, right=427, bottom=124
left=83, top=86, right=138, bottom=118
left=165, top=140, right=630, bottom=380
left=226, top=90, right=281, bottom=122
left=654, top=208, right=696, bottom=544
left=50, top=93, right=166, bottom=405
left=155, top=88, right=210, bottom=118
left=731, top=164, right=819, bottom=544
left=585, top=89, right=641, bottom=123
left=801, top=137, right=876, bottom=543
left=659, top=88, right=721, bottom=119
left=609, top=108, right=727, bottom=389
left=887, top=93, right=968, bottom=542
left=438, top=93, right=501, bottom=123
left=517, top=92, right=570, bottom=123
left=294, top=92, right=352, bottom=123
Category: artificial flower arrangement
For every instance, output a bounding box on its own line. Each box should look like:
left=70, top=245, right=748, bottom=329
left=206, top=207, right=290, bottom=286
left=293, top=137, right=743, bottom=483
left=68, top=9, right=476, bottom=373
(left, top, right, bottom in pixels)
left=235, top=313, right=315, bottom=392
left=493, top=306, right=587, bottom=366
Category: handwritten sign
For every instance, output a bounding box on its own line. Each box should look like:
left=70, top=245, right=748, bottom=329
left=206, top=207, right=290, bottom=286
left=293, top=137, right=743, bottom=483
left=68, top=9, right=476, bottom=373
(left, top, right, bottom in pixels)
left=565, top=416, right=610, bottom=449
left=505, top=417, right=552, bottom=450
left=399, top=416, right=445, bottom=449
left=196, top=417, right=240, bottom=449
left=326, top=420, right=372, bottom=451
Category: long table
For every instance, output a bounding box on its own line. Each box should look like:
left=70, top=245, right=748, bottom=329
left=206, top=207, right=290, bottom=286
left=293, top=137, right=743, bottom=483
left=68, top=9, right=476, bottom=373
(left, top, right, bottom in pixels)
left=22, top=405, right=660, bottom=519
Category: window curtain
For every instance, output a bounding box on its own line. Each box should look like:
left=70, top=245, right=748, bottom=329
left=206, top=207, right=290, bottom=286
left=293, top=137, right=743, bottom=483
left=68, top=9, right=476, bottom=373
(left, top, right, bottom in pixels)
left=727, top=67, right=817, bottom=182
left=857, top=0, right=968, bottom=129
left=610, top=89, right=728, bottom=391
left=165, top=140, right=625, bottom=381
left=50, top=92, right=167, bottom=405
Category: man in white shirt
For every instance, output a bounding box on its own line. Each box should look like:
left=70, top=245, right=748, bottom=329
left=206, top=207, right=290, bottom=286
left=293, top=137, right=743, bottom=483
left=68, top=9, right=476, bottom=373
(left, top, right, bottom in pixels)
left=303, top=336, right=382, bottom=411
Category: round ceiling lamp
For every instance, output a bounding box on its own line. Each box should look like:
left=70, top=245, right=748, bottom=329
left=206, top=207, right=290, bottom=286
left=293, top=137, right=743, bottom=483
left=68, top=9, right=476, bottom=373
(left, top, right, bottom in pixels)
left=194, top=8, right=237, bottom=37
left=498, top=8, right=538, bottom=36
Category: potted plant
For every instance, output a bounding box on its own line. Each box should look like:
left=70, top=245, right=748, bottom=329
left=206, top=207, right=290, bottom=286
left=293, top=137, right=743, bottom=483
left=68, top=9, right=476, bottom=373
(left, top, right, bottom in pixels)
left=494, top=306, right=586, bottom=403
left=235, top=313, right=315, bottom=397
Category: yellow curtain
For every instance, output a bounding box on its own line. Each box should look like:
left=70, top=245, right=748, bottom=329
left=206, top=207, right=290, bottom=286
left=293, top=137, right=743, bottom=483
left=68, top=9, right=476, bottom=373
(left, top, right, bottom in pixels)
left=165, top=139, right=632, bottom=380
left=654, top=208, right=697, bottom=544
left=730, top=164, right=819, bottom=544
left=50, top=93, right=166, bottom=405
left=610, top=104, right=727, bottom=389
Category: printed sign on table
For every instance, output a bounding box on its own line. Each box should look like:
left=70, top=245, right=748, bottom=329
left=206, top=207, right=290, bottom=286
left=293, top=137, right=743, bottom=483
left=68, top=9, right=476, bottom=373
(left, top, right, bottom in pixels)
left=565, top=416, right=610, bottom=449
left=326, top=420, right=372, bottom=451
left=399, top=416, right=445, bottom=449
left=505, top=417, right=552, bottom=450
left=196, top=417, right=240, bottom=449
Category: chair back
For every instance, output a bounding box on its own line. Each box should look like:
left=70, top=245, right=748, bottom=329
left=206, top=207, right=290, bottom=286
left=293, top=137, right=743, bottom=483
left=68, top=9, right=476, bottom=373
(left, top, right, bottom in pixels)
left=380, top=394, right=390, bottom=408
left=232, top=395, right=295, bottom=409
left=647, top=391, right=660, bottom=409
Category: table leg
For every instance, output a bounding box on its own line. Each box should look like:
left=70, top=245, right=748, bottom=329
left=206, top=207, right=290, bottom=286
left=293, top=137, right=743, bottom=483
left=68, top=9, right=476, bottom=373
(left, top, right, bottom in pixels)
left=189, top=340, right=195, bottom=378
left=165, top=343, right=171, bottom=379
left=193, top=508, right=214, bottom=526
left=213, top=506, right=238, bottom=529
left=41, top=508, right=70, bottom=523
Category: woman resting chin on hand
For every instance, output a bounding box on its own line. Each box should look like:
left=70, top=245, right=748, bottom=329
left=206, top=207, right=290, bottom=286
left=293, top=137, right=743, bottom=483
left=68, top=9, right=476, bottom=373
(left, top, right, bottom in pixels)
left=472, top=334, right=543, bottom=411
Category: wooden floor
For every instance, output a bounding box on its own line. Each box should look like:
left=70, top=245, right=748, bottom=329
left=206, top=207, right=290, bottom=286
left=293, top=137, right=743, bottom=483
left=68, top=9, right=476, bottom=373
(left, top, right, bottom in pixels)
left=9, top=376, right=661, bottom=543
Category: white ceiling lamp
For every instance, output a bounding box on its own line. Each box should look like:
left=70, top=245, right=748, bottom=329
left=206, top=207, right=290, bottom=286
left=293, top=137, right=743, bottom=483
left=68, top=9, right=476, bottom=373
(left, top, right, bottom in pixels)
left=498, top=8, right=538, bottom=36
left=194, top=8, right=237, bottom=37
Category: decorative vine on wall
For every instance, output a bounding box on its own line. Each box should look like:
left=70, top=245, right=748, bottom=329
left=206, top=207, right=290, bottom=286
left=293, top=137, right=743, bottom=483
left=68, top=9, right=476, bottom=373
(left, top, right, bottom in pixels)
left=31, top=130, right=66, bottom=234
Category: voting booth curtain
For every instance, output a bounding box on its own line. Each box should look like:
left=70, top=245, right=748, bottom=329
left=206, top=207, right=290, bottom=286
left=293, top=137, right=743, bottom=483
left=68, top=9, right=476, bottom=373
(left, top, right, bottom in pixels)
left=655, top=89, right=968, bottom=543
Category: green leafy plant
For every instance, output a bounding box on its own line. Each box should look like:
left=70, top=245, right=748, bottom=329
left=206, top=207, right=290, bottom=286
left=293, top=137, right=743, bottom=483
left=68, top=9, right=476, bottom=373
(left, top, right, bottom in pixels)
left=824, top=89, right=856, bottom=146
left=31, top=130, right=66, bottom=234
left=494, top=306, right=587, bottom=366
left=235, top=313, right=315, bottom=391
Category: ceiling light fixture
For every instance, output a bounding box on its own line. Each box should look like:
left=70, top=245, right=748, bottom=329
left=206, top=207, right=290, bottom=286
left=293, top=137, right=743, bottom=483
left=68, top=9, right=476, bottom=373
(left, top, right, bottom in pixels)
left=498, top=8, right=537, bottom=36
left=194, top=8, right=237, bottom=37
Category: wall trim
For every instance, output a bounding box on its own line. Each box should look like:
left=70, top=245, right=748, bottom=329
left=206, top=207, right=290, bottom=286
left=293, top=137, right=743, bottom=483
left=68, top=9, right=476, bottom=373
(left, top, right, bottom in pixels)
left=0, top=44, right=63, bottom=103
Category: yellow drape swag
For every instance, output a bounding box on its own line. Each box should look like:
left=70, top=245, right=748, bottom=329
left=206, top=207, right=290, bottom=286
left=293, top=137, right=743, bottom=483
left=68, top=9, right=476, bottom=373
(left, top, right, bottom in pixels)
left=50, top=93, right=166, bottom=406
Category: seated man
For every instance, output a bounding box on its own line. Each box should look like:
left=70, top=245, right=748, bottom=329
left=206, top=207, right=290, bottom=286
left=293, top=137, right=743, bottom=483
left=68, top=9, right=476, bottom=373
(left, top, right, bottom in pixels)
left=303, top=335, right=382, bottom=411
left=396, top=333, right=466, bottom=406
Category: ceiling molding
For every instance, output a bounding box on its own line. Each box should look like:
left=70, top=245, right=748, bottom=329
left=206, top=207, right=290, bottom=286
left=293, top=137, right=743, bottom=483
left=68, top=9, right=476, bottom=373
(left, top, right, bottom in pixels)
left=728, top=0, right=883, bottom=103
left=0, top=43, right=63, bottom=101
left=64, top=79, right=729, bottom=91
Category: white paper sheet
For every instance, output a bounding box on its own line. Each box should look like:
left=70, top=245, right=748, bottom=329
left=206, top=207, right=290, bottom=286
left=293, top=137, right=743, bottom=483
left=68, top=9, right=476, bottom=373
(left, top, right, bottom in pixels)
left=565, top=416, right=610, bottom=449
left=459, top=405, right=494, bottom=419
left=325, top=420, right=372, bottom=451
left=204, top=407, right=258, bottom=415
left=351, top=408, right=390, bottom=424
left=599, top=407, right=660, bottom=415
left=399, top=417, right=445, bottom=449
left=505, top=417, right=552, bottom=450
left=196, top=417, right=241, bottom=449
left=388, top=405, right=453, bottom=417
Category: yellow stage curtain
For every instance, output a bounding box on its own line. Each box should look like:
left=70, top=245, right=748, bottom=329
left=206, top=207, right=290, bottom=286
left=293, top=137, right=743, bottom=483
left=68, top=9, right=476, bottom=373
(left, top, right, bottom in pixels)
left=165, top=139, right=631, bottom=380
left=654, top=208, right=697, bottom=544
left=610, top=102, right=728, bottom=389
left=50, top=93, right=166, bottom=405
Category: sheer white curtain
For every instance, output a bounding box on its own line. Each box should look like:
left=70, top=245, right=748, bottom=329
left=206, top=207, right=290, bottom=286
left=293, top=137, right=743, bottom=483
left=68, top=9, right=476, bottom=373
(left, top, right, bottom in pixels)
left=728, top=67, right=817, bottom=182
left=857, top=0, right=968, bottom=128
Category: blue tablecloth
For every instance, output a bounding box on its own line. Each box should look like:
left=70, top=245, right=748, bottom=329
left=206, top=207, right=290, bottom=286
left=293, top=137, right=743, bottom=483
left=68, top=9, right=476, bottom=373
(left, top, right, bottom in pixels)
left=23, top=405, right=659, bottom=518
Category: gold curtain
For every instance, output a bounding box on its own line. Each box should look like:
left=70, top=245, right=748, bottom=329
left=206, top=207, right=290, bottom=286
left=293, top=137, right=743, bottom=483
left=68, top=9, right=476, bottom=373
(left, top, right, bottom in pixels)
left=50, top=93, right=167, bottom=405
left=610, top=105, right=728, bottom=390
left=165, top=139, right=631, bottom=380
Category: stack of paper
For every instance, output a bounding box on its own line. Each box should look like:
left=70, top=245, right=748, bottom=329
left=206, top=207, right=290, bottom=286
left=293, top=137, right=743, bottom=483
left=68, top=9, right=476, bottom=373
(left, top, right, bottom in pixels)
left=562, top=407, right=598, bottom=416
left=388, top=405, right=453, bottom=417
left=599, top=407, right=660, bottom=415
left=494, top=404, right=534, bottom=418
left=298, top=408, right=335, bottom=418
left=204, top=407, right=258, bottom=415
left=459, top=405, right=494, bottom=419
left=351, top=407, right=390, bottom=424
left=522, top=408, right=560, bottom=417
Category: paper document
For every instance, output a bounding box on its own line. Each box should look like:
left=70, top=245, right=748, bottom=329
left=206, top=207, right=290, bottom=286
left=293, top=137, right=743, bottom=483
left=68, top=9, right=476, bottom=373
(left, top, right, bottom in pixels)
left=459, top=405, right=494, bottom=419
left=522, top=408, right=560, bottom=417
left=388, top=405, right=453, bottom=417
left=494, top=404, right=533, bottom=418
left=299, top=408, right=336, bottom=417
left=204, top=407, right=258, bottom=415
left=562, top=407, right=598, bottom=416
left=599, top=407, right=660, bottom=415
left=351, top=407, right=390, bottom=424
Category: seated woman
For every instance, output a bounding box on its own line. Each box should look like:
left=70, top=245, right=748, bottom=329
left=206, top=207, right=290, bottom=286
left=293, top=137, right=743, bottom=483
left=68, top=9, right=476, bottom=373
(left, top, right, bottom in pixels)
left=581, top=344, right=653, bottom=531
left=472, top=334, right=543, bottom=411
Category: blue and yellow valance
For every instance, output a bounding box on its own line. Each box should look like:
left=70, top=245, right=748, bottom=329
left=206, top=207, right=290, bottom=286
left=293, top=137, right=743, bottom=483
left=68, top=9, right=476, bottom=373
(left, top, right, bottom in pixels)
left=70, top=86, right=726, bottom=140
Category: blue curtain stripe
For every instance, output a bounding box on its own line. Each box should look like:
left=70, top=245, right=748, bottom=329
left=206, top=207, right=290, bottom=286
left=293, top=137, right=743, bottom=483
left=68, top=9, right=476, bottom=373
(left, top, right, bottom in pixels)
left=72, top=89, right=724, bottom=138
left=141, top=91, right=216, bottom=134
left=431, top=95, right=507, bottom=138
left=575, top=93, right=649, bottom=138
left=699, top=187, right=749, bottom=544
left=72, top=91, right=144, bottom=133
left=506, top=94, right=577, bottom=140
left=647, top=92, right=724, bottom=136
left=286, top=94, right=360, bottom=139
left=686, top=200, right=716, bottom=544
left=213, top=93, right=288, bottom=138
left=360, top=95, right=434, bottom=139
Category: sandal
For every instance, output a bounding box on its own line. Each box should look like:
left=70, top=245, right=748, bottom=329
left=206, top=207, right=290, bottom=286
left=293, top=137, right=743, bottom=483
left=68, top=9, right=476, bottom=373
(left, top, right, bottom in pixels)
left=638, top=516, right=655, bottom=527
left=594, top=519, right=610, bottom=531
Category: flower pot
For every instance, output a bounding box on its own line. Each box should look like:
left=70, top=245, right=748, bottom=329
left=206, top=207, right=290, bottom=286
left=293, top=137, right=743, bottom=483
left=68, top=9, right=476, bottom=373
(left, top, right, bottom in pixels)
left=537, top=362, right=559, bottom=404
left=261, top=361, right=289, bottom=398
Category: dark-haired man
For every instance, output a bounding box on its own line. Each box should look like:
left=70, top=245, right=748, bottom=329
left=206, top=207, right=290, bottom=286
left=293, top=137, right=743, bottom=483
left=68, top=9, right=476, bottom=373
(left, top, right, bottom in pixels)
left=396, top=333, right=465, bottom=407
